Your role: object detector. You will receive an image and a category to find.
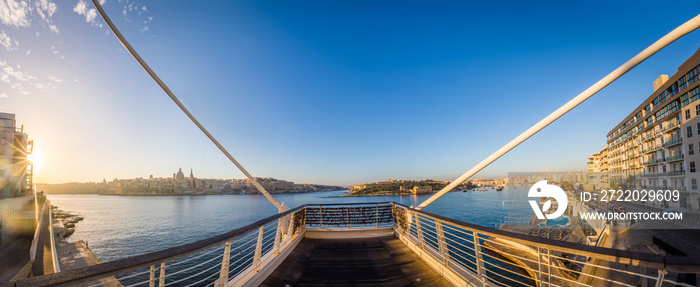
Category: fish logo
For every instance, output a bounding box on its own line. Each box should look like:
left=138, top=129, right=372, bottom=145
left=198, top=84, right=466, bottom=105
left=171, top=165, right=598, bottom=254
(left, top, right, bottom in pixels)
left=528, top=180, right=568, bottom=220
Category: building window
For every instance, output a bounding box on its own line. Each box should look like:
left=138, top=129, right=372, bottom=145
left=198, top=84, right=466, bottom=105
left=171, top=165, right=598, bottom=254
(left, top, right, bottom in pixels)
left=692, top=162, right=697, bottom=172
left=687, top=109, right=691, bottom=119
left=694, top=179, right=698, bottom=190
left=688, top=126, right=693, bottom=138
left=691, top=144, right=695, bottom=155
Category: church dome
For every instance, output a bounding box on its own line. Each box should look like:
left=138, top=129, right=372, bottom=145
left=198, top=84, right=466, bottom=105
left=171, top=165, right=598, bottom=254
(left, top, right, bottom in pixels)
left=176, top=168, right=185, bottom=180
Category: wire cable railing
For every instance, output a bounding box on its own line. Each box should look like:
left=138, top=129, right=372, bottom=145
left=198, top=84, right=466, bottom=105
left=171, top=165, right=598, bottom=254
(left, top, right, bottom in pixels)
left=392, top=202, right=700, bottom=287
left=16, top=202, right=700, bottom=287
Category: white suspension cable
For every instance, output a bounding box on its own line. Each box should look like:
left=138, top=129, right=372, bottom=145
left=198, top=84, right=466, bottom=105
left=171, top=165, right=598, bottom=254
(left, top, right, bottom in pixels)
left=417, top=14, right=700, bottom=210
left=90, top=0, right=285, bottom=212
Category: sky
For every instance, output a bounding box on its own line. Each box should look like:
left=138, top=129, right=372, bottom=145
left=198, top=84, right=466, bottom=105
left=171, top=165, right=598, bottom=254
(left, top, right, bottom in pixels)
left=1, top=0, right=700, bottom=186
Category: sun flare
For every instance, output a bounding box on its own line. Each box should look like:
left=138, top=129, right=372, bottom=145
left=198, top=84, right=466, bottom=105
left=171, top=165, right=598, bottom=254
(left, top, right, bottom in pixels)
left=28, top=152, right=42, bottom=170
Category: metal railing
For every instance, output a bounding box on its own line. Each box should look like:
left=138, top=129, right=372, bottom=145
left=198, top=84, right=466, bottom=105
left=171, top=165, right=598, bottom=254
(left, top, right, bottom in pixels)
left=47, top=200, right=61, bottom=273
left=17, top=202, right=700, bottom=287
left=16, top=204, right=308, bottom=287
left=29, top=200, right=47, bottom=263
left=392, top=203, right=699, bottom=287
left=304, top=202, right=393, bottom=228
left=666, top=153, right=684, bottom=162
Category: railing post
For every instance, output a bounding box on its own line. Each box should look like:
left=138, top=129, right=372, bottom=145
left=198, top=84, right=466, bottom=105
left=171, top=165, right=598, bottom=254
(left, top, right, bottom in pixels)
left=286, top=212, right=295, bottom=238
left=149, top=265, right=155, bottom=287
left=214, top=241, right=231, bottom=287
left=158, top=262, right=166, bottom=287
left=436, top=221, right=449, bottom=265
left=547, top=248, right=552, bottom=287
left=654, top=269, right=667, bottom=287
left=375, top=203, right=379, bottom=227
left=253, top=226, right=264, bottom=272
left=538, top=246, right=552, bottom=286
left=273, top=219, right=282, bottom=254
left=537, top=246, right=543, bottom=286
left=472, top=231, right=487, bottom=287
left=415, top=213, right=425, bottom=248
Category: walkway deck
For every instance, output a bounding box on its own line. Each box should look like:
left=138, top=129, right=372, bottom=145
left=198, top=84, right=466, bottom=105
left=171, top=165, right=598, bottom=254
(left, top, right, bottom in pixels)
left=261, top=235, right=452, bottom=287
left=31, top=205, right=54, bottom=276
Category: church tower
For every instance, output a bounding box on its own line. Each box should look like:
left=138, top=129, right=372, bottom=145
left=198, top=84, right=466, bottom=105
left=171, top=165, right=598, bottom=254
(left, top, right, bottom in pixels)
left=190, top=168, right=196, bottom=188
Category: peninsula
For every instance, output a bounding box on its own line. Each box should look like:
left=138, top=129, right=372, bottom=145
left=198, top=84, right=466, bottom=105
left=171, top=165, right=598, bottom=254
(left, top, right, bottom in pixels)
left=344, top=179, right=474, bottom=196
left=37, top=168, right=345, bottom=196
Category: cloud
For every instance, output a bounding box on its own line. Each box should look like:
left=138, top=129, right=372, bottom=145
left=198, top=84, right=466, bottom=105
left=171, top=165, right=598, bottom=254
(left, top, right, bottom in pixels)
left=0, top=30, right=19, bottom=51
left=34, top=0, right=59, bottom=34
left=2, top=65, right=37, bottom=82
left=0, top=0, right=31, bottom=27
left=35, top=0, right=56, bottom=21
left=122, top=0, right=152, bottom=29
left=73, top=0, right=97, bottom=24
left=0, top=60, right=38, bottom=96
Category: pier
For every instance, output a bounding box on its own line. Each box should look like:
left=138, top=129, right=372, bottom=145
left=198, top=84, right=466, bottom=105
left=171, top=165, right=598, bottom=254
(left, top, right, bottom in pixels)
left=13, top=202, right=700, bottom=287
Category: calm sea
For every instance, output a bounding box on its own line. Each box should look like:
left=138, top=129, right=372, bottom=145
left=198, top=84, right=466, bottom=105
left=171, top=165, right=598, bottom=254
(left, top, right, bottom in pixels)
left=47, top=188, right=532, bottom=263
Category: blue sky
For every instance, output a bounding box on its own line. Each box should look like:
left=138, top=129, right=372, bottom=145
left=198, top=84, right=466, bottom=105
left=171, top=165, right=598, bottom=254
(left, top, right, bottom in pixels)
left=1, top=0, right=700, bottom=185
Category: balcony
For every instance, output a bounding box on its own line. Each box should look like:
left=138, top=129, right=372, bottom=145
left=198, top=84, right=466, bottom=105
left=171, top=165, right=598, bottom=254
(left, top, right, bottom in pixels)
left=643, top=146, right=659, bottom=154
left=645, top=186, right=685, bottom=191
left=664, top=121, right=681, bottom=133
left=665, top=154, right=684, bottom=162
left=664, top=137, right=683, bottom=147
left=667, top=170, right=686, bottom=176
left=644, top=170, right=686, bottom=177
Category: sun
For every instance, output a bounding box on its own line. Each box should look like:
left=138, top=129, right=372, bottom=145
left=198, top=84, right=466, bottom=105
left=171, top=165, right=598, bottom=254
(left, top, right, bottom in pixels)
left=28, top=152, right=42, bottom=170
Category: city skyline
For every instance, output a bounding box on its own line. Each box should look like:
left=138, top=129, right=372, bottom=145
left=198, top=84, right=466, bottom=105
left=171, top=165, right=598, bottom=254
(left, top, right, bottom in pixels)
left=3, top=1, right=700, bottom=186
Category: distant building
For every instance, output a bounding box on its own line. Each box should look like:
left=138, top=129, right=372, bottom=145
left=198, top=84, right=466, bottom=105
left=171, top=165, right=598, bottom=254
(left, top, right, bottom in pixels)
left=0, top=113, right=32, bottom=198
left=590, top=47, right=700, bottom=209
left=412, top=186, right=432, bottom=194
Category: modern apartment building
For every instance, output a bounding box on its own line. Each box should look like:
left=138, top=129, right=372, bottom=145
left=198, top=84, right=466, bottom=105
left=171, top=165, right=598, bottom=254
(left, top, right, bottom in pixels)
left=0, top=112, right=33, bottom=198
left=592, top=47, right=700, bottom=210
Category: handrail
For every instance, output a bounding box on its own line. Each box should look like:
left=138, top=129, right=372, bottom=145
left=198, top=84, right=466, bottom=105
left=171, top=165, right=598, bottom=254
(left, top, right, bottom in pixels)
left=15, top=201, right=700, bottom=287
left=15, top=205, right=304, bottom=287
left=393, top=202, right=700, bottom=273
left=28, top=200, right=46, bottom=262
left=46, top=200, right=60, bottom=273
left=417, top=13, right=700, bottom=210
left=305, top=201, right=393, bottom=206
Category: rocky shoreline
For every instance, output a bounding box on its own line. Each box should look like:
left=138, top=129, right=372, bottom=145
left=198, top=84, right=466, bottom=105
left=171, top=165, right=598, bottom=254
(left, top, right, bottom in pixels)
left=51, top=206, right=83, bottom=238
